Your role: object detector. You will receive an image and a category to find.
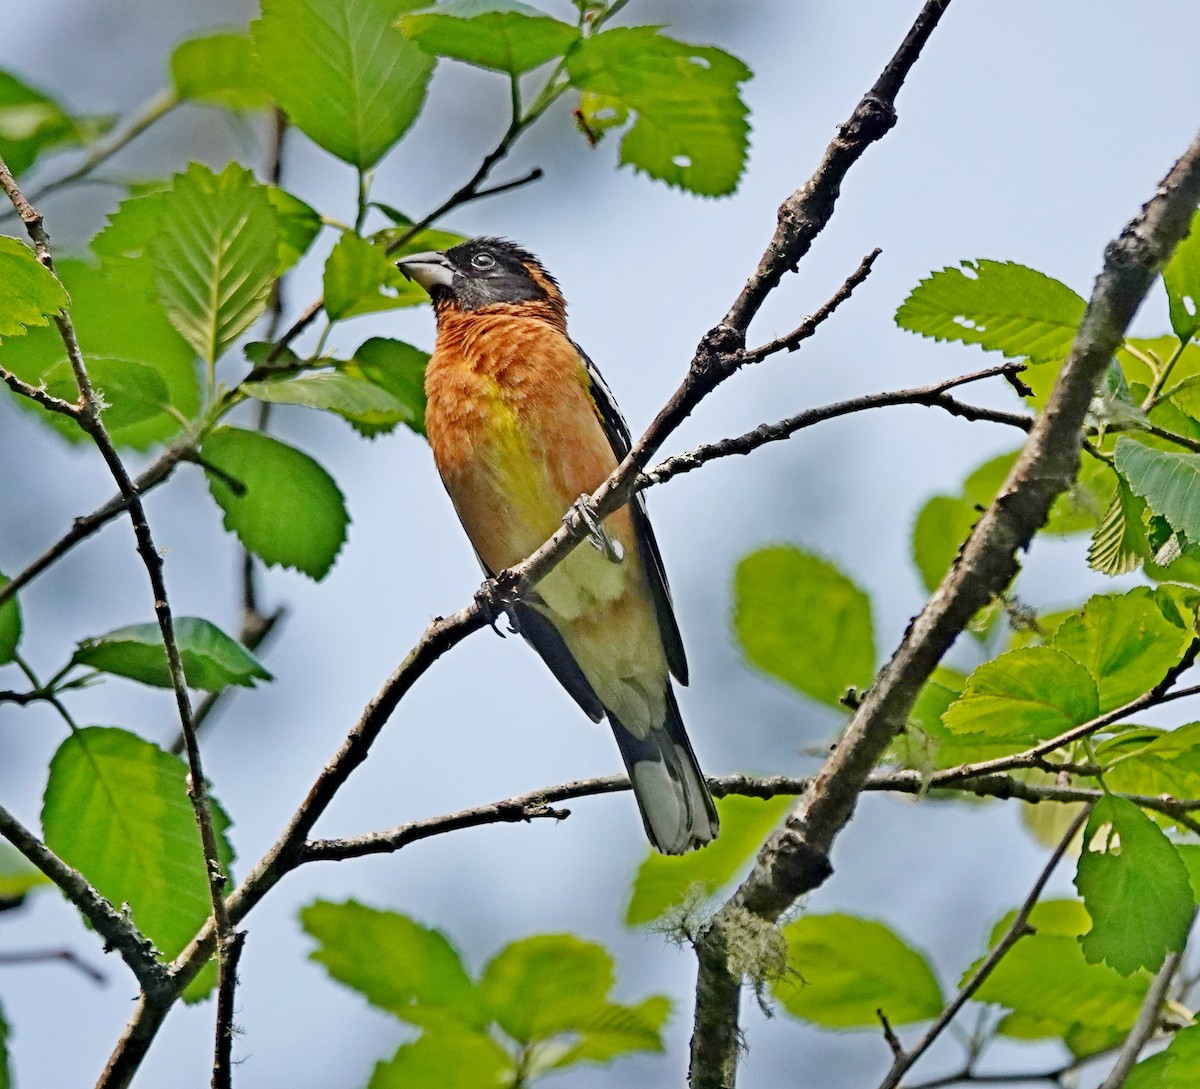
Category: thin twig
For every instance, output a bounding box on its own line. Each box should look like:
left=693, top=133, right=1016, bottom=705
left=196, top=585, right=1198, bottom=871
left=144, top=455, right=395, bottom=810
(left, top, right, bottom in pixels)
left=0, top=946, right=107, bottom=986
left=211, top=929, right=246, bottom=1089
left=877, top=806, right=1092, bottom=1089
left=0, top=803, right=167, bottom=999
left=0, top=153, right=234, bottom=1019
left=641, top=363, right=1030, bottom=488
left=1096, top=939, right=1190, bottom=1089
left=0, top=362, right=80, bottom=415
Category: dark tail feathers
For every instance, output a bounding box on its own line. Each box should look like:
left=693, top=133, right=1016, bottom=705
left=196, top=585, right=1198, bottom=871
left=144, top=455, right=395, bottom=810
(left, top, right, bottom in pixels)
left=607, top=688, right=718, bottom=854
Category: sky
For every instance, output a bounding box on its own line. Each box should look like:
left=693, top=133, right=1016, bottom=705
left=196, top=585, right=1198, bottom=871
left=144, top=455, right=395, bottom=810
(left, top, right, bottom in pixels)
left=2, top=1, right=1199, bottom=1087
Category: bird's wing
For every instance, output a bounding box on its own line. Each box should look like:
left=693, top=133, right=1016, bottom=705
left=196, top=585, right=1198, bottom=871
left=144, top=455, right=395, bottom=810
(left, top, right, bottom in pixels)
left=575, top=341, right=689, bottom=685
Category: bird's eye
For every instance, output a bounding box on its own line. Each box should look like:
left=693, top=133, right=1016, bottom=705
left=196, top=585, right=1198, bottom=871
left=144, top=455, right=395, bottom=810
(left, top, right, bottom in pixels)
left=471, top=252, right=496, bottom=270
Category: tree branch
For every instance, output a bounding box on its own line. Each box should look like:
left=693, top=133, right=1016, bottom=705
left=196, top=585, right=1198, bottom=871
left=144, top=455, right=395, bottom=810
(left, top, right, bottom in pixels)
left=688, top=100, right=1200, bottom=1089
left=876, top=806, right=1091, bottom=1089
left=0, top=802, right=168, bottom=1000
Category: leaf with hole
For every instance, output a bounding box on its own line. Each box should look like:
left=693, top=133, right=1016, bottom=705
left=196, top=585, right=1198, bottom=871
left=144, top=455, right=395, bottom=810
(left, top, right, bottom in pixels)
left=895, top=260, right=1085, bottom=364
left=1164, top=209, right=1200, bottom=343
left=566, top=28, right=751, bottom=197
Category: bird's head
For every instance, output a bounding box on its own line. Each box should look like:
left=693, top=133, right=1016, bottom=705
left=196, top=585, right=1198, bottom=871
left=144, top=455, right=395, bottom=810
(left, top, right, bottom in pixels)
left=396, top=237, right=565, bottom=320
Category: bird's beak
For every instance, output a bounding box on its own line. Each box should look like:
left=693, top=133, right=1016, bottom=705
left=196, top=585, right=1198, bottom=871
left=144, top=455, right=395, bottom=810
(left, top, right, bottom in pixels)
left=396, top=251, right=454, bottom=291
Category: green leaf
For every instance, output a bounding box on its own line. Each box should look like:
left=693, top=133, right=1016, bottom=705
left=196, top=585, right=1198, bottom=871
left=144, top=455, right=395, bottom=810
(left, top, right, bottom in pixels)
left=400, top=1, right=579, bottom=74
left=170, top=32, right=271, bottom=110
left=1051, top=588, right=1192, bottom=713
left=1164, top=210, right=1200, bottom=343
left=41, top=727, right=236, bottom=971
left=911, top=494, right=979, bottom=593
left=1089, top=476, right=1149, bottom=576
left=43, top=357, right=173, bottom=443
left=773, top=914, right=944, bottom=1028
left=72, top=617, right=272, bottom=692
left=348, top=336, right=429, bottom=436
left=368, top=1030, right=513, bottom=1089
left=972, top=900, right=1148, bottom=1044
left=478, top=933, right=668, bottom=1064
left=1102, top=724, right=1200, bottom=810
left=1125, top=1022, right=1200, bottom=1089
left=243, top=369, right=415, bottom=430
left=0, top=236, right=67, bottom=340
left=625, top=794, right=792, bottom=926
left=0, top=257, right=199, bottom=450
left=150, top=162, right=280, bottom=364
left=0, top=574, right=20, bottom=666
left=252, top=0, right=435, bottom=169
left=267, top=186, right=323, bottom=273
left=301, top=900, right=486, bottom=1029
left=1074, top=795, right=1193, bottom=975
left=481, top=934, right=612, bottom=1043
left=324, top=231, right=427, bottom=319
left=895, top=260, right=1085, bottom=364
left=0, top=69, right=111, bottom=177
left=566, top=28, right=751, bottom=197
left=734, top=546, right=874, bottom=708
left=0, top=842, right=49, bottom=906
left=942, top=647, right=1099, bottom=744
left=202, top=426, right=349, bottom=580
left=1115, top=436, right=1200, bottom=544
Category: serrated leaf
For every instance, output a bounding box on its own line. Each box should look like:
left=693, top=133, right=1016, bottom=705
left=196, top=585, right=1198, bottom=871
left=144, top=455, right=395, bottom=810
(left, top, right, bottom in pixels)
left=252, top=0, right=435, bottom=169
left=1102, top=723, right=1200, bottom=811
left=149, top=162, right=280, bottom=364
left=323, top=231, right=426, bottom=319
left=400, top=1, right=579, bottom=74
left=0, top=69, right=112, bottom=177
left=267, top=186, right=322, bottom=273
left=0, top=574, right=20, bottom=666
left=301, top=900, right=486, bottom=1029
left=170, top=32, right=270, bottom=110
left=243, top=369, right=414, bottom=429
left=0, top=258, right=199, bottom=450
left=625, top=794, right=791, bottom=927
left=734, top=546, right=874, bottom=708
left=546, top=996, right=669, bottom=1068
left=566, top=28, right=750, bottom=197
left=1074, top=795, right=1193, bottom=975
left=972, top=900, right=1148, bottom=1041
left=0, top=236, right=67, bottom=340
left=348, top=336, right=428, bottom=436
left=368, top=1030, right=513, bottom=1089
left=41, top=727, right=235, bottom=975
left=1089, top=476, right=1149, bottom=576
left=1125, top=1022, right=1200, bottom=1089
left=0, top=842, right=49, bottom=906
left=72, top=617, right=272, bottom=692
left=895, top=260, right=1085, bottom=364
left=1165, top=210, right=1200, bottom=343
left=773, top=914, right=944, bottom=1028
left=1051, top=588, right=1192, bottom=712
left=943, top=647, right=1099, bottom=744
left=1115, top=436, right=1200, bottom=544
left=201, top=426, right=349, bottom=580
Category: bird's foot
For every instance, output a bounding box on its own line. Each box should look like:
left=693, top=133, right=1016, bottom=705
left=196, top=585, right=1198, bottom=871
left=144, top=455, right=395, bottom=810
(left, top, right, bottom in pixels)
left=475, top=576, right=521, bottom=637
left=569, top=494, right=623, bottom=564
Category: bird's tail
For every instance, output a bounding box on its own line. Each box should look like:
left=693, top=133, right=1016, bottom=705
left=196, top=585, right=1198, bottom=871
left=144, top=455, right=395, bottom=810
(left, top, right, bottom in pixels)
left=607, top=687, right=719, bottom=854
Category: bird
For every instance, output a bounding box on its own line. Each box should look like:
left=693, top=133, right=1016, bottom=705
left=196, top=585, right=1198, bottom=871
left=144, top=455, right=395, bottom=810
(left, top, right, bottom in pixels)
left=396, top=237, right=719, bottom=854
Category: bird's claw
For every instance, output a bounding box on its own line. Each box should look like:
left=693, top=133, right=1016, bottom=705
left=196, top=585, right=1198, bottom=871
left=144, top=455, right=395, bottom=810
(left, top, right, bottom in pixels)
left=569, top=494, right=623, bottom=564
left=475, top=579, right=521, bottom=637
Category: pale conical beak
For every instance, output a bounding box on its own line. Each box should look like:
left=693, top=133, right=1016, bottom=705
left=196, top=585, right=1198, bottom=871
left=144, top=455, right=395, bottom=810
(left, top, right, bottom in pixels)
left=396, top=251, right=454, bottom=291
